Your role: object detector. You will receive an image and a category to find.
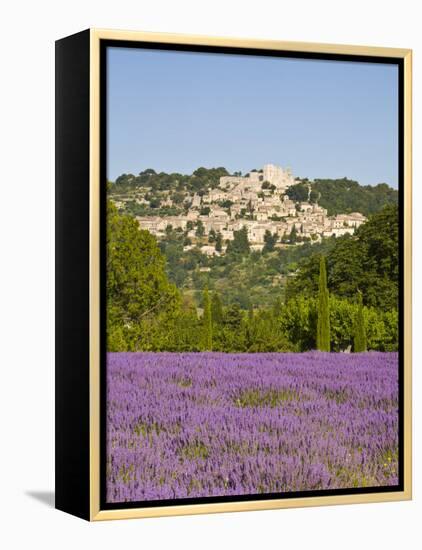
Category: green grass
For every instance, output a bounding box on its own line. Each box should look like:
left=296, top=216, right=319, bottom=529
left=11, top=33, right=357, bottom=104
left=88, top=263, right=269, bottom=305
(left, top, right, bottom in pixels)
left=234, top=387, right=299, bottom=408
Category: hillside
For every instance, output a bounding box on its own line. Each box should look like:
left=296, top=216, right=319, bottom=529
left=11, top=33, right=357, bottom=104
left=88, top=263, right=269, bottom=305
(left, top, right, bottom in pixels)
left=111, top=169, right=398, bottom=219
left=286, top=177, right=398, bottom=217
left=111, top=167, right=229, bottom=195
left=107, top=201, right=399, bottom=353
left=286, top=204, right=399, bottom=311
left=159, top=227, right=339, bottom=309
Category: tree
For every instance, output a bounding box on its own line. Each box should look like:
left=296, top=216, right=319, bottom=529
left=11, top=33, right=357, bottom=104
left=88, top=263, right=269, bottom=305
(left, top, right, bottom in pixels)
left=328, top=295, right=355, bottom=352
left=263, top=230, right=278, bottom=253
left=201, top=287, right=213, bottom=350
left=149, top=197, right=161, bottom=208
left=106, top=201, right=180, bottom=350
left=312, top=178, right=398, bottom=217
left=115, top=173, right=137, bottom=187
left=215, top=232, right=223, bottom=252
left=226, top=226, right=250, bottom=255
left=211, top=292, right=223, bottom=325
left=248, top=306, right=254, bottom=322
left=286, top=182, right=308, bottom=202
left=278, top=296, right=315, bottom=352
left=246, top=309, right=292, bottom=352
left=192, top=167, right=229, bottom=191
left=289, top=225, right=298, bottom=244
left=247, top=200, right=254, bottom=216
left=140, top=168, right=156, bottom=176
left=219, top=199, right=233, bottom=209
left=285, top=204, right=399, bottom=311
left=208, top=229, right=216, bottom=243
left=272, top=297, right=284, bottom=318
left=317, top=256, right=330, bottom=351
left=309, top=189, right=319, bottom=203
left=354, top=291, right=367, bottom=352
left=195, top=220, right=205, bottom=237
left=171, top=191, right=185, bottom=205
left=223, top=304, right=243, bottom=329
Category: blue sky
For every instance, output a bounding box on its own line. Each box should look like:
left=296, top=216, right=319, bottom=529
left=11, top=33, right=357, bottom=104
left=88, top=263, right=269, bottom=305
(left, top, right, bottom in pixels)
left=107, top=47, right=399, bottom=188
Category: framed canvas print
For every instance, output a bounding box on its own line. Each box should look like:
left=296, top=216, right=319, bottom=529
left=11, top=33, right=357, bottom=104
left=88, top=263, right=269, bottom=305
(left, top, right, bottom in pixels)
left=55, top=29, right=412, bottom=521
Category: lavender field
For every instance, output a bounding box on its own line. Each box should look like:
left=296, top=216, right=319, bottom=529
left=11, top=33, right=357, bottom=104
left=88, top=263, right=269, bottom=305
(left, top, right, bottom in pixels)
left=106, top=352, right=398, bottom=503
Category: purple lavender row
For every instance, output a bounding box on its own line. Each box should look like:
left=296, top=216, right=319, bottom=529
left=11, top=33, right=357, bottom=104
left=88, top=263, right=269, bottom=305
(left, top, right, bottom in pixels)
left=106, top=352, right=398, bottom=503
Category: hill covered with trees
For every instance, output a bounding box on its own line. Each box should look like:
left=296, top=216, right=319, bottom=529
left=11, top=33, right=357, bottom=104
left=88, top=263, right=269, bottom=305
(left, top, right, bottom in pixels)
left=158, top=223, right=340, bottom=309
left=286, top=204, right=399, bottom=311
left=112, top=167, right=229, bottom=194
left=286, top=177, right=398, bottom=217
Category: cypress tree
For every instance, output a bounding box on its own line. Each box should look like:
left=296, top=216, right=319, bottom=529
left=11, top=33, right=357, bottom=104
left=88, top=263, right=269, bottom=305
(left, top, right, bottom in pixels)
left=215, top=232, right=223, bottom=253
left=289, top=224, right=297, bottom=244
left=248, top=305, right=254, bottom=322
left=354, top=291, right=367, bottom=352
left=317, top=256, right=330, bottom=351
left=211, top=292, right=223, bottom=326
left=272, top=297, right=283, bottom=318
left=245, top=306, right=255, bottom=350
left=201, top=287, right=213, bottom=351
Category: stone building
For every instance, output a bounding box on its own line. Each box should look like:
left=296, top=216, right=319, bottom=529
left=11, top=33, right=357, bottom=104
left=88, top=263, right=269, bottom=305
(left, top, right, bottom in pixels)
left=126, top=163, right=369, bottom=256
left=219, top=163, right=295, bottom=192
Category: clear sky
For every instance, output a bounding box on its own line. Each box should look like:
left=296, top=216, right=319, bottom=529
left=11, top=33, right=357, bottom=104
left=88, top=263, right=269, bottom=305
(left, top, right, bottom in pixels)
left=107, top=47, right=399, bottom=188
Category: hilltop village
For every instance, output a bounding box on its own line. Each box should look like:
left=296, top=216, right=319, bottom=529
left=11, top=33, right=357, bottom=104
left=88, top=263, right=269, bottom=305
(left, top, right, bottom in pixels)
left=112, top=164, right=367, bottom=255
